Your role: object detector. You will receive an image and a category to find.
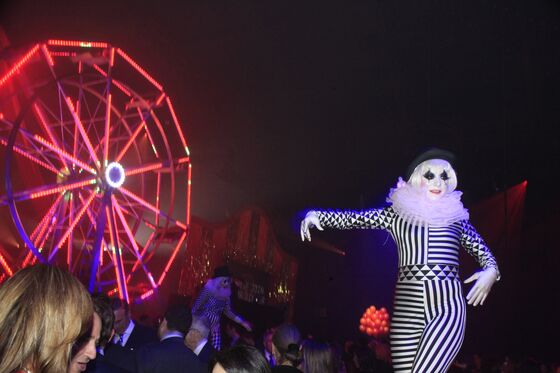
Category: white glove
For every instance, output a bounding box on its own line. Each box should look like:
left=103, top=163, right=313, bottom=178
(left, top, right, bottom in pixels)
left=464, top=267, right=498, bottom=306
left=300, top=211, right=324, bottom=241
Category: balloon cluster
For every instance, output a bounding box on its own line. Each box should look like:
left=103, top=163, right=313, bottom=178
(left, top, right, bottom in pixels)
left=359, top=305, right=390, bottom=337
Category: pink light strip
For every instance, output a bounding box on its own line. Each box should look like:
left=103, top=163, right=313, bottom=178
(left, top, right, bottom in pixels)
left=33, top=134, right=97, bottom=174
left=116, top=48, right=163, bottom=91
left=156, top=173, right=161, bottom=226
left=126, top=231, right=156, bottom=283
left=49, top=51, right=77, bottom=57
left=157, top=231, right=187, bottom=286
left=112, top=196, right=157, bottom=289
left=65, top=96, right=101, bottom=167
left=115, top=118, right=147, bottom=163
left=187, top=163, right=192, bottom=225
left=118, top=187, right=187, bottom=230
left=28, top=178, right=96, bottom=202
left=40, top=44, right=54, bottom=67
left=47, top=39, right=108, bottom=48
left=93, top=64, right=133, bottom=97
left=124, top=161, right=163, bottom=176
left=49, top=191, right=97, bottom=260
left=140, top=289, right=155, bottom=300
left=107, top=205, right=129, bottom=303
left=0, top=252, right=14, bottom=276
left=0, top=137, right=59, bottom=174
left=166, top=97, right=190, bottom=155
left=0, top=44, right=40, bottom=88
left=104, top=93, right=112, bottom=165
left=136, top=108, right=159, bottom=158
left=67, top=193, right=74, bottom=267
left=33, top=103, right=69, bottom=169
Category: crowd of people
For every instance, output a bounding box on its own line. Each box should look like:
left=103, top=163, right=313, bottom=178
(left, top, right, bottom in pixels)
left=0, top=263, right=558, bottom=373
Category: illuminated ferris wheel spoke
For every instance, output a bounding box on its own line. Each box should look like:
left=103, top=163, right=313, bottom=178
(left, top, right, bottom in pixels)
left=118, top=187, right=186, bottom=229
left=111, top=196, right=157, bottom=289
left=48, top=190, right=97, bottom=261
left=115, top=116, right=148, bottom=163
left=0, top=177, right=96, bottom=206
left=126, top=230, right=156, bottom=283
left=0, top=137, right=60, bottom=174
left=107, top=204, right=129, bottom=303
left=32, top=134, right=97, bottom=174
left=64, top=96, right=101, bottom=168
left=32, top=103, right=70, bottom=170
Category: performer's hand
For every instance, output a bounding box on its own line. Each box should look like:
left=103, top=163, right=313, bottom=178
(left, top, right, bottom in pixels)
left=300, top=211, right=323, bottom=242
left=396, top=177, right=407, bottom=188
left=464, top=267, right=498, bottom=306
left=241, top=320, right=252, bottom=332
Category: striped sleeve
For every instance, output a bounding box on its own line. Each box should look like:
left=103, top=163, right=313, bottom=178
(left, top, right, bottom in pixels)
left=460, top=220, right=501, bottom=279
left=192, top=285, right=210, bottom=314
left=316, top=206, right=395, bottom=231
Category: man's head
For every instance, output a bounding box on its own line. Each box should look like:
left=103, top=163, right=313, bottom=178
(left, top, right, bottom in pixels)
left=185, top=315, right=211, bottom=350
left=110, top=297, right=130, bottom=335
left=68, top=312, right=101, bottom=373
left=92, top=293, right=115, bottom=348
left=158, top=303, right=192, bottom=339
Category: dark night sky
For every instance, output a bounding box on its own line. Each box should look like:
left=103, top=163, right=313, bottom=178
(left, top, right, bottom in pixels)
left=2, top=0, right=560, bottom=360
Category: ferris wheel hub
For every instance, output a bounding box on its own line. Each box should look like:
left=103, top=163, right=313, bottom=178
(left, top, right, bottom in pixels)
left=105, top=162, right=125, bottom=188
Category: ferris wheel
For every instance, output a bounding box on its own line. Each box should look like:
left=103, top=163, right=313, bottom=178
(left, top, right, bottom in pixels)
left=0, top=40, right=192, bottom=303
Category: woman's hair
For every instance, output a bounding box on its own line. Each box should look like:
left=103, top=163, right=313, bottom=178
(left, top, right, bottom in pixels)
left=407, top=158, right=458, bottom=192
left=210, top=344, right=271, bottom=373
left=272, top=323, right=302, bottom=366
left=92, top=292, right=114, bottom=348
left=301, top=340, right=337, bottom=373
left=0, top=264, right=93, bottom=373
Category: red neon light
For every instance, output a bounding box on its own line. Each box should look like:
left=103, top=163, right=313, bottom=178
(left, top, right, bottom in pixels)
left=125, top=162, right=163, bottom=176
left=65, top=96, right=101, bottom=167
left=49, top=51, right=77, bottom=57
left=47, top=39, right=109, bottom=49
left=104, top=93, right=112, bottom=165
left=28, top=178, right=96, bottom=200
left=118, top=187, right=187, bottom=230
left=115, top=119, right=146, bottom=162
left=49, top=191, right=97, bottom=260
left=127, top=231, right=156, bottom=282
left=140, top=289, right=155, bottom=300
left=0, top=44, right=40, bottom=88
left=40, top=44, right=54, bottom=67
left=157, top=231, right=187, bottom=286
left=67, top=194, right=74, bottom=267
left=187, top=163, right=192, bottom=225
left=34, top=134, right=96, bottom=174
left=109, top=47, right=115, bottom=67
left=0, top=252, right=14, bottom=277
left=0, top=137, right=59, bottom=174
left=156, top=173, right=161, bottom=226
left=166, top=97, right=190, bottom=155
left=33, top=103, right=69, bottom=169
left=107, top=206, right=127, bottom=302
left=112, top=196, right=157, bottom=289
left=116, top=48, right=163, bottom=91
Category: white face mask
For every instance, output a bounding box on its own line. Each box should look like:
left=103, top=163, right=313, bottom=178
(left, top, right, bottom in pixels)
left=419, top=161, right=451, bottom=200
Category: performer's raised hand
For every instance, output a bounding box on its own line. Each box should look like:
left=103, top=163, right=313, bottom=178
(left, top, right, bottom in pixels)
left=300, top=211, right=323, bottom=241
left=464, top=267, right=498, bottom=306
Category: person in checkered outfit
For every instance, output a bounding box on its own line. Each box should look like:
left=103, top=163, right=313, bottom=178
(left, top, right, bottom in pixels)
left=300, top=148, right=500, bottom=373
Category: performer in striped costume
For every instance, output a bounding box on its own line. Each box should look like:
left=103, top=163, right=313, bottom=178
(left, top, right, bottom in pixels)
left=300, top=149, right=500, bottom=373
left=192, top=265, right=252, bottom=350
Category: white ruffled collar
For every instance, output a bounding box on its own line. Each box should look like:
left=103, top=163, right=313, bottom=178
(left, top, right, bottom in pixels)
left=387, top=184, right=469, bottom=226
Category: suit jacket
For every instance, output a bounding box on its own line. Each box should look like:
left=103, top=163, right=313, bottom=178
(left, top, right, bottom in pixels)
left=85, top=354, right=130, bottom=373
left=104, top=322, right=158, bottom=372
left=197, top=340, right=216, bottom=365
left=136, top=336, right=206, bottom=373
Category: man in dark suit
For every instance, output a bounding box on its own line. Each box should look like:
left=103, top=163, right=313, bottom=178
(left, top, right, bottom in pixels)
left=136, top=304, right=205, bottom=373
left=103, top=297, right=158, bottom=372
left=185, top=315, right=216, bottom=365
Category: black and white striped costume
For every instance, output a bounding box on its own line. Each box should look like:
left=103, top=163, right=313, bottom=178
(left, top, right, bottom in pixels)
left=316, top=206, right=499, bottom=373
left=192, top=285, right=244, bottom=350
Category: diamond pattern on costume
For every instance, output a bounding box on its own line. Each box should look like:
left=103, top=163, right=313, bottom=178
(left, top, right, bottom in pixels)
left=317, top=207, right=396, bottom=230
left=398, top=264, right=459, bottom=281
left=460, top=220, right=500, bottom=278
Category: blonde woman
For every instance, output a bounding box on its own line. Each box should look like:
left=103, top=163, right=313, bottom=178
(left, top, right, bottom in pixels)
left=0, top=264, right=93, bottom=373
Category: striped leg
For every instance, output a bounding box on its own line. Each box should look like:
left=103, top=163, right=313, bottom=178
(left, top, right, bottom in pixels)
left=412, top=280, right=466, bottom=373
left=391, top=281, right=426, bottom=372
left=210, top=323, right=222, bottom=350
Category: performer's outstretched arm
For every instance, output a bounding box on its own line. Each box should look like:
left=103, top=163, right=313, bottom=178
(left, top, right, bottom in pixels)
left=460, top=220, right=501, bottom=307
left=223, top=298, right=252, bottom=331
left=301, top=207, right=395, bottom=241
left=192, top=285, right=210, bottom=314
